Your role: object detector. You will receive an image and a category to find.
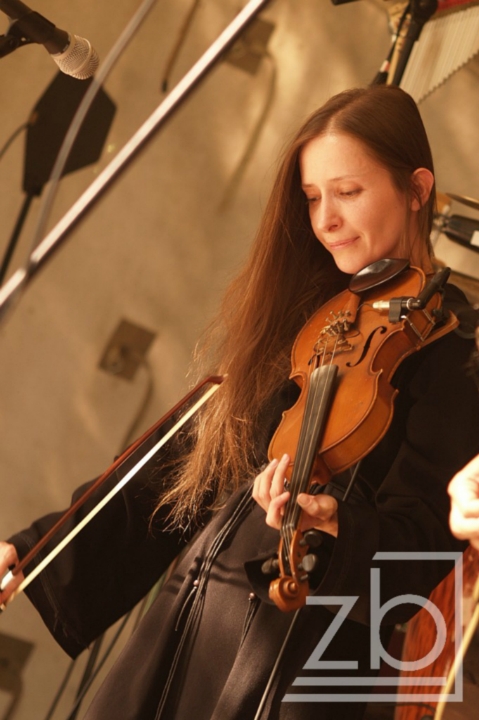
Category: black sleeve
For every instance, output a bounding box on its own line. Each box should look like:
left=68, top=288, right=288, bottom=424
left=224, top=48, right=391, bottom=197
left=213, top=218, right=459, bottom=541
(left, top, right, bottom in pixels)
left=314, top=328, right=479, bottom=625
left=8, top=454, right=195, bottom=658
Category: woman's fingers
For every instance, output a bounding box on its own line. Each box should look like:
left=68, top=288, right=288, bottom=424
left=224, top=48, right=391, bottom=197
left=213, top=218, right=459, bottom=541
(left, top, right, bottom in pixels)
left=449, top=506, right=479, bottom=548
left=252, top=454, right=290, bottom=512
left=265, top=490, right=290, bottom=529
left=448, top=455, right=479, bottom=548
left=252, top=458, right=277, bottom=510
left=297, top=493, right=339, bottom=537
left=253, top=458, right=339, bottom=537
left=0, top=541, right=23, bottom=608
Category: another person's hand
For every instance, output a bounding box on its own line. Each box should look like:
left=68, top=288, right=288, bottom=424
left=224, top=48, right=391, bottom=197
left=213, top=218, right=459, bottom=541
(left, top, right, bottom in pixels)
left=253, top=454, right=339, bottom=538
left=0, top=541, right=23, bottom=609
left=448, top=454, right=479, bottom=550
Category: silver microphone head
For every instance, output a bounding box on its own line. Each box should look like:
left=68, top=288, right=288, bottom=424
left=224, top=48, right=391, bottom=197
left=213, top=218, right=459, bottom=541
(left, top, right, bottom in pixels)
left=52, top=35, right=100, bottom=80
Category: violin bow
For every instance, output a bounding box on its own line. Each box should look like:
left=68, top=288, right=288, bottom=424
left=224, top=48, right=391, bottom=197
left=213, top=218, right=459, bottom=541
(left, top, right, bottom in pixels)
left=433, top=561, right=479, bottom=719
left=0, top=375, right=224, bottom=606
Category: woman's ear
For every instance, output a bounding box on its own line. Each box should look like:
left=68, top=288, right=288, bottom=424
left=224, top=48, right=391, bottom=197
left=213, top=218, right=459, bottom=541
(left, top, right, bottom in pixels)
left=410, top=168, right=435, bottom=210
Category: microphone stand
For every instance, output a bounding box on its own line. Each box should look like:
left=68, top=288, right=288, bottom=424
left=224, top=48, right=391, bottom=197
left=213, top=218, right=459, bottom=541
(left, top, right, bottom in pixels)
left=0, top=0, right=271, bottom=322
left=0, top=18, right=33, bottom=58
left=370, top=2, right=410, bottom=86
left=391, top=0, right=438, bottom=86
left=370, top=0, right=438, bottom=87
left=0, top=0, right=66, bottom=57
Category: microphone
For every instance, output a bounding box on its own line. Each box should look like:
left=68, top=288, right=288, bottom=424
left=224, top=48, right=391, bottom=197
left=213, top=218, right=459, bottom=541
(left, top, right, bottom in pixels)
left=0, top=0, right=99, bottom=79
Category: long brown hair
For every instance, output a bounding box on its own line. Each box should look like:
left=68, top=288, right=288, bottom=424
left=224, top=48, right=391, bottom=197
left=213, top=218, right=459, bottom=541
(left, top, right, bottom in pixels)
left=156, top=85, right=435, bottom=528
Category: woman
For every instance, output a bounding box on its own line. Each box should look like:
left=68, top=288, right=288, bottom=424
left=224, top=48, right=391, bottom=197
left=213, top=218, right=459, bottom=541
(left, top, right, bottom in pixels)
left=1, top=85, right=478, bottom=720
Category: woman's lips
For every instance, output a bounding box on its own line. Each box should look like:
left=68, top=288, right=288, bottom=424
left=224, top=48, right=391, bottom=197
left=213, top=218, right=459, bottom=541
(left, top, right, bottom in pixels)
left=327, top=236, right=359, bottom=249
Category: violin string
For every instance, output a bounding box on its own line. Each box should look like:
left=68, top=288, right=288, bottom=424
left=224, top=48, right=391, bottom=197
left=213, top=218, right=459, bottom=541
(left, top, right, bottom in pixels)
left=282, top=332, right=338, bottom=566
left=282, top=351, right=330, bottom=565
left=295, top=333, right=337, bottom=499
left=281, top=338, right=319, bottom=561
left=289, top=330, right=338, bottom=546
left=282, top=312, right=340, bottom=564
left=282, top=332, right=323, bottom=557
left=284, top=333, right=330, bottom=533
left=295, top=334, right=338, bottom=501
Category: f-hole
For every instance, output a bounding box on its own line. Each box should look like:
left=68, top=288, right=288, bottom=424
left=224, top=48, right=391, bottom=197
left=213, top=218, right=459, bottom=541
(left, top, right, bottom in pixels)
left=347, top=326, right=387, bottom=367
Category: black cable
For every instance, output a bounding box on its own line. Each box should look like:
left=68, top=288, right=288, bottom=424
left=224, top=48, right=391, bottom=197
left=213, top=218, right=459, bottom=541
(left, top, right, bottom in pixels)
left=28, top=0, right=159, bottom=256
left=63, top=612, right=132, bottom=720
left=0, top=121, right=29, bottom=163
left=68, top=636, right=104, bottom=720
left=119, top=358, right=155, bottom=452
left=42, top=658, right=78, bottom=720
left=342, top=460, right=362, bottom=502
left=161, top=0, right=201, bottom=92
left=254, top=609, right=301, bottom=720
left=0, top=193, right=35, bottom=284
left=219, top=50, right=277, bottom=209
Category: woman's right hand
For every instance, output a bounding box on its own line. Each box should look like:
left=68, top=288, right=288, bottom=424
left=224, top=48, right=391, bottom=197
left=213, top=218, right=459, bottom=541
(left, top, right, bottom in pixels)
left=0, top=541, right=23, bottom=608
left=448, top=454, right=479, bottom=550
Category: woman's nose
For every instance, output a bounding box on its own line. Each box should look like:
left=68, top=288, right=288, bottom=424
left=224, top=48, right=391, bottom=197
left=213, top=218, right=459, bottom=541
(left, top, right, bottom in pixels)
left=314, top=199, right=341, bottom=234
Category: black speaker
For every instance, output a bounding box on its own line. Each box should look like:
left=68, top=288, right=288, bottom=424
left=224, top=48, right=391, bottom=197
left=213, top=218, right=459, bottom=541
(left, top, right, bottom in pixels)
left=23, top=72, right=116, bottom=195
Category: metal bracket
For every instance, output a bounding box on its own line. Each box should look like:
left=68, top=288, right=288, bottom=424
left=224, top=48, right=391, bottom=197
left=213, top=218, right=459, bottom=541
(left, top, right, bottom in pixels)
left=224, top=17, right=275, bottom=75
left=99, top=319, right=156, bottom=380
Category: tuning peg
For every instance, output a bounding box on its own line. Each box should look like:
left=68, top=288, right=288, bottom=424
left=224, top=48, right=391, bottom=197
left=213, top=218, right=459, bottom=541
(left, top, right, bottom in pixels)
left=261, top=556, right=279, bottom=575
left=299, top=554, right=319, bottom=573
left=299, top=529, right=323, bottom=548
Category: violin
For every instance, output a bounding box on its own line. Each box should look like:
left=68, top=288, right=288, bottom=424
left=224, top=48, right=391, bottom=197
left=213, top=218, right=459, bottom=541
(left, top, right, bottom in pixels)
left=266, top=258, right=457, bottom=612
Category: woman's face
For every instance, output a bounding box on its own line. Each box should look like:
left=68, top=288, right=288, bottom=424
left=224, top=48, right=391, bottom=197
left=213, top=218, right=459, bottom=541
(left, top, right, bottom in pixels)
left=300, top=132, right=417, bottom=276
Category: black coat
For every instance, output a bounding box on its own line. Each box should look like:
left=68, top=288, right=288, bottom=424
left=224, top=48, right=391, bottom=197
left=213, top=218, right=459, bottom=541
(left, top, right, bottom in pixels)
left=10, top=288, right=479, bottom=720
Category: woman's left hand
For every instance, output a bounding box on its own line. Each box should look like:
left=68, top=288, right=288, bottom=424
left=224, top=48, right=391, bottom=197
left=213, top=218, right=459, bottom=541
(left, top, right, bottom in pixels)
left=252, top=454, right=339, bottom=538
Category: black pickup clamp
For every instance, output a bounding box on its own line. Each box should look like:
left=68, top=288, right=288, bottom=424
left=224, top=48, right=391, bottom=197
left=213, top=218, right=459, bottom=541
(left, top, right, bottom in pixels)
left=371, top=267, right=450, bottom=324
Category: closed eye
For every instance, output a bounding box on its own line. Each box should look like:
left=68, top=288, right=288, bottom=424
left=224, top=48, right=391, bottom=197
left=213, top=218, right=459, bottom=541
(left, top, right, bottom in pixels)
left=340, top=189, right=361, bottom=197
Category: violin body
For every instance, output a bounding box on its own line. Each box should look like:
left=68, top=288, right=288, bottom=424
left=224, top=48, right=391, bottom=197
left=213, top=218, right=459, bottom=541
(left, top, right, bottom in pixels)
left=268, top=263, right=457, bottom=611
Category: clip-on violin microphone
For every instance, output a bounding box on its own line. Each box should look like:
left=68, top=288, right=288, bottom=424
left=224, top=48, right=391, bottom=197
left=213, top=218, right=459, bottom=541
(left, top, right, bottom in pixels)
left=372, top=267, right=451, bottom=323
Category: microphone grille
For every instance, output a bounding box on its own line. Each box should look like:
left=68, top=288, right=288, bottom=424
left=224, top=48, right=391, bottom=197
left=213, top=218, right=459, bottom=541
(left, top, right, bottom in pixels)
left=52, top=35, right=100, bottom=80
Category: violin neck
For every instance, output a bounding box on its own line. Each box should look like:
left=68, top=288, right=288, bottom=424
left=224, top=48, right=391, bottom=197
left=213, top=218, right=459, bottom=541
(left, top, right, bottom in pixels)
left=281, top=363, right=338, bottom=537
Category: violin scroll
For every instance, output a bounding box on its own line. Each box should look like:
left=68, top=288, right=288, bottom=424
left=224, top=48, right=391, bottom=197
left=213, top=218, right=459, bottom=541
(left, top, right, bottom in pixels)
left=267, top=528, right=324, bottom=611
left=269, top=529, right=310, bottom=611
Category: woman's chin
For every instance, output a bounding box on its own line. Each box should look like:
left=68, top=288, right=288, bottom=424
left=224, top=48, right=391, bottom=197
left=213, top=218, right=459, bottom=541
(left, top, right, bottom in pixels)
left=332, top=256, right=373, bottom=276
